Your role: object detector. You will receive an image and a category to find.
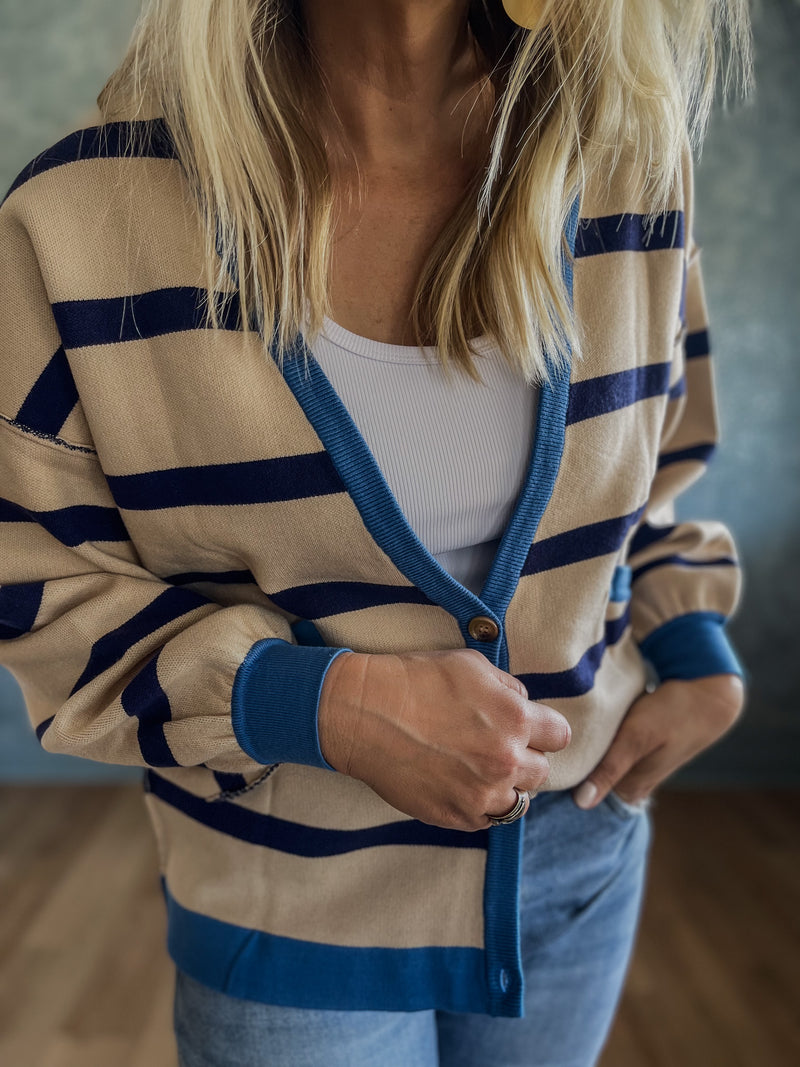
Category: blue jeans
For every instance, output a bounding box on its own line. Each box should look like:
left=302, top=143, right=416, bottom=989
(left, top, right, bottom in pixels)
left=174, top=786, right=653, bottom=1067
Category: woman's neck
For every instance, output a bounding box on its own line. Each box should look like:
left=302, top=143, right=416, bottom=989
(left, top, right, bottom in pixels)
left=300, top=0, right=491, bottom=169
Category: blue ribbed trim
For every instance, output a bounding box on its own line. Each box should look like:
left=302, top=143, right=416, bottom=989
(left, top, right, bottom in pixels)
left=638, top=611, right=746, bottom=683
left=483, top=194, right=580, bottom=1017
left=161, top=876, right=491, bottom=1014
left=231, top=638, right=352, bottom=770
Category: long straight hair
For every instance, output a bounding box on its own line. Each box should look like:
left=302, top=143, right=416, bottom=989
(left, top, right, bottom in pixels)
left=97, top=0, right=753, bottom=386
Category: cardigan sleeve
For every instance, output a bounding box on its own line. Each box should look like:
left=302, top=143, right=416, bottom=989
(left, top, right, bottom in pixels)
left=623, top=221, right=746, bottom=684
left=0, top=197, right=350, bottom=781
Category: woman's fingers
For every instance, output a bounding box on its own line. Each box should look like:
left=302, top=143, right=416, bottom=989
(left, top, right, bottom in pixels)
left=318, top=647, right=574, bottom=831
left=525, top=700, right=572, bottom=753
left=480, top=656, right=572, bottom=753
left=482, top=747, right=551, bottom=815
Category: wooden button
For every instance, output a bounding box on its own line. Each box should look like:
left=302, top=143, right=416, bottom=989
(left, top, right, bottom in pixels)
left=468, top=615, right=500, bottom=642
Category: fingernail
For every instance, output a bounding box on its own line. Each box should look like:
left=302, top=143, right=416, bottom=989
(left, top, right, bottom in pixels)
left=574, top=781, right=597, bottom=809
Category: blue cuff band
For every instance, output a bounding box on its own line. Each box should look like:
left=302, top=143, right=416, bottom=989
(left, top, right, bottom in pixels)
left=638, top=611, right=746, bottom=683
left=231, top=639, right=353, bottom=770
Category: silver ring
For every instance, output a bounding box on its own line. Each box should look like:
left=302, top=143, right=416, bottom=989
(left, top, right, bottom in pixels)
left=486, top=787, right=534, bottom=827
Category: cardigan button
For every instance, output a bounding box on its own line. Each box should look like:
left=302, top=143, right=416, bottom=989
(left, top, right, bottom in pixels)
left=468, top=615, right=500, bottom=642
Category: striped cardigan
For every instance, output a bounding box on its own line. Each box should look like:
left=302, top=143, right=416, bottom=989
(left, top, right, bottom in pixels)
left=0, top=116, right=743, bottom=1017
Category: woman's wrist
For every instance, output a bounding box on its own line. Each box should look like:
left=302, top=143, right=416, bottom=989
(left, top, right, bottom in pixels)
left=317, top=650, right=371, bottom=775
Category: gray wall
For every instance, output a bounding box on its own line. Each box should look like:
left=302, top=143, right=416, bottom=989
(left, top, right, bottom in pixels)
left=0, top=0, right=797, bottom=783
left=676, top=0, right=800, bottom=784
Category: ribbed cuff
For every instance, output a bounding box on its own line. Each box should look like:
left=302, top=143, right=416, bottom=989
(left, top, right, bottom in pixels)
left=231, top=638, right=353, bottom=770
left=638, top=611, right=747, bottom=684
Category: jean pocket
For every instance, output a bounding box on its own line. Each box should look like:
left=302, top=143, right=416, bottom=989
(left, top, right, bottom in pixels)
left=604, top=787, right=652, bottom=819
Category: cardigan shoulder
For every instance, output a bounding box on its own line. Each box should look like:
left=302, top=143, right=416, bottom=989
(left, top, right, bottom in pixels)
left=0, top=117, right=216, bottom=451
left=1, top=116, right=177, bottom=208
left=0, top=117, right=209, bottom=298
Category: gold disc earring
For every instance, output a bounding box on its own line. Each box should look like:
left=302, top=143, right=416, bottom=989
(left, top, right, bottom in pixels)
left=501, top=0, right=547, bottom=31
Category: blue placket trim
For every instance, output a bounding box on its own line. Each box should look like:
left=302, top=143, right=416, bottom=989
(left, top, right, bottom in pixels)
left=478, top=197, right=580, bottom=1016
left=214, top=196, right=580, bottom=1018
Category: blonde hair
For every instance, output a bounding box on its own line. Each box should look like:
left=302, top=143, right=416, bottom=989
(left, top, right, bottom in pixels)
left=97, top=0, right=753, bottom=386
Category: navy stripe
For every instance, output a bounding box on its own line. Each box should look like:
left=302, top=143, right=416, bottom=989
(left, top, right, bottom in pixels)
left=516, top=608, right=631, bottom=700
left=15, top=346, right=78, bottom=437
left=167, top=569, right=257, bottom=586
left=668, top=375, right=687, bottom=400
left=70, top=586, right=209, bottom=694
left=657, top=443, right=716, bottom=469
left=521, top=505, right=647, bottom=577
left=268, top=580, right=435, bottom=619
left=51, top=287, right=242, bottom=349
left=566, top=363, right=672, bottom=424
left=685, top=329, right=711, bottom=359
left=107, top=452, right=345, bottom=510
left=120, top=654, right=179, bottom=767
left=631, top=555, right=737, bottom=583
left=0, top=582, right=44, bottom=638
left=628, top=521, right=677, bottom=556
left=0, top=496, right=130, bottom=546
left=575, top=211, right=684, bottom=258
left=35, top=715, right=54, bottom=742
left=0, top=498, right=35, bottom=524
left=3, top=119, right=176, bottom=204
left=212, top=771, right=249, bottom=793
left=145, top=770, right=488, bottom=856
left=290, top=619, right=327, bottom=646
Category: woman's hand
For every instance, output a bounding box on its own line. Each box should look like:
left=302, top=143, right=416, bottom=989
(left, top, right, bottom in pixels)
left=572, top=674, right=747, bottom=809
left=318, top=648, right=572, bottom=831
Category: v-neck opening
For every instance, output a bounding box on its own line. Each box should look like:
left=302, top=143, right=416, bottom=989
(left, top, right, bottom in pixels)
left=214, top=197, right=580, bottom=641
left=275, top=342, right=495, bottom=620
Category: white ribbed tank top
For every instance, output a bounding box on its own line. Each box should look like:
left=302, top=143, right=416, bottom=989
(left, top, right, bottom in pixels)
left=309, top=317, right=539, bottom=598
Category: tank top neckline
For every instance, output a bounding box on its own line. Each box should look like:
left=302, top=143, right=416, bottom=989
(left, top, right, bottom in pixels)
left=316, top=315, right=495, bottom=365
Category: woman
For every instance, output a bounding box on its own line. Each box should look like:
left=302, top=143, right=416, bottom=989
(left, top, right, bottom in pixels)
left=0, top=0, right=752, bottom=1064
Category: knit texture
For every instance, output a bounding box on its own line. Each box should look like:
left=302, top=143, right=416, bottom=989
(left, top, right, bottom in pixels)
left=0, top=116, right=743, bottom=1017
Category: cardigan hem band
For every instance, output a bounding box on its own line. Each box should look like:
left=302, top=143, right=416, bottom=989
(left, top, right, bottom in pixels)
left=161, top=876, right=505, bottom=1016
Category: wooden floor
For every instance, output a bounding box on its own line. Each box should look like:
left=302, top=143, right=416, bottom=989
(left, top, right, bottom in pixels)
left=0, top=786, right=797, bottom=1067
